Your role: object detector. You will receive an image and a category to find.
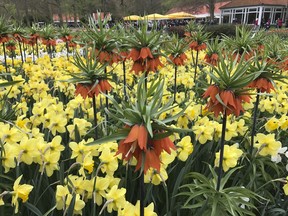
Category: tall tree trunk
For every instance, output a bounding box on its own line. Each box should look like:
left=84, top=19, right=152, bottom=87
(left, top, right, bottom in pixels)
left=72, top=4, right=78, bottom=27
left=24, top=0, right=30, bottom=26
left=208, top=0, right=215, bottom=23
left=55, top=0, right=63, bottom=26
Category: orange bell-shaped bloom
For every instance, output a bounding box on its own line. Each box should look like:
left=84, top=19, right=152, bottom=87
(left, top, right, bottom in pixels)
left=0, top=35, right=9, bottom=43
left=203, top=84, right=220, bottom=102
left=117, top=125, right=176, bottom=174
left=127, top=48, right=140, bottom=61
left=130, top=60, right=144, bottom=75
left=204, top=88, right=249, bottom=117
left=98, top=80, right=112, bottom=92
left=75, top=80, right=112, bottom=99
left=146, top=57, right=163, bottom=72
left=169, top=53, right=187, bottom=66
left=138, top=47, right=153, bottom=60
left=134, top=136, right=175, bottom=174
left=204, top=53, right=219, bottom=66
left=248, top=77, right=274, bottom=93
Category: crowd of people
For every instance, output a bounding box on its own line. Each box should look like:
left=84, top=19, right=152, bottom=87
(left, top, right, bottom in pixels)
left=254, top=17, right=284, bottom=31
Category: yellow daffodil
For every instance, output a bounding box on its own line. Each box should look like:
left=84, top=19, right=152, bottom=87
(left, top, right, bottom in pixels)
left=40, top=152, right=60, bottom=177
left=65, top=194, right=85, bottom=215
left=18, top=137, right=39, bottom=165
left=254, top=133, right=282, bottom=156
left=193, top=124, right=214, bottom=144
left=144, top=166, right=168, bottom=185
left=93, top=176, right=110, bottom=205
left=118, top=201, right=157, bottom=216
left=176, top=136, right=193, bottom=161
left=225, top=121, right=238, bottom=141
left=11, top=175, right=33, bottom=213
left=67, top=118, right=92, bottom=140
left=0, top=197, right=4, bottom=206
left=283, top=177, right=288, bottom=195
left=215, top=144, right=243, bottom=172
left=2, top=144, right=20, bottom=173
left=0, top=123, right=23, bottom=144
left=236, top=119, right=248, bottom=136
left=105, top=185, right=126, bottom=213
left=56, top=185, right=69, bottom=210
left=265, top=116, right=279, bottom=132
left=279, top=115, right=288, bottom=130
left=99, top=148, right=118, bottom=176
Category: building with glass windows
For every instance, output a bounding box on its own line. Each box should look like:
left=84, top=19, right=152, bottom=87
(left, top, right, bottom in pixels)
left=219, top=0, right=287, bottom=26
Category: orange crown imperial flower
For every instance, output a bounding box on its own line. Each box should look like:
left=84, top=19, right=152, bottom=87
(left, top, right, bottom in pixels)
left=203, top=88, right=250, bottom=117
left=248, top=77, right=274, bottom=93
left=204, top=53, right=219, bottom=66
left=169, top=53, right=188, bottom=66
left=116, top=125, right=176, bottom=174
left=75, top=80, right=112, bottom=99
left=203, top=54, right=260, bottom=117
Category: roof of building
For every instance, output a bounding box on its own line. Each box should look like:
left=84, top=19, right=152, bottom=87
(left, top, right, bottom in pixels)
left=220, top=0, right=288, bottom=9
left=167, top=1, right=229, bottom=16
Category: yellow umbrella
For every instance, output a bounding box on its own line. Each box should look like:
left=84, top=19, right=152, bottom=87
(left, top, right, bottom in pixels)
left=143, top=13, right=168, bottom=20
left=167, top=12, right=196, bottom=19
left=123, top=15, right=143, bottom=21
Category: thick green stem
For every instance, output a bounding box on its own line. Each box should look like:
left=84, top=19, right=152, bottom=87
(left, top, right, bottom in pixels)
left=36, top=39, right=39, bottom=58
left=250, top=89, right=260, bottom=155
left=66, top=41, right=69, bottom=60
left=2, top=43, right=8, bottom=73
left=216, top=110, right=227, bottom=191
left=174, top=66, right=177, bottom=103
left=18, top=41, right=24, bottom=64
left=123, top=61, right=127, bottom=101
left=92, top=95, right=98, bottom=140
left=140, top=171, right=145, bottom=216
left=194, top=50, right=199, bottom=81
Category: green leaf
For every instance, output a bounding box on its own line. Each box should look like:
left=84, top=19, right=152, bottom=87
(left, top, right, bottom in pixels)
left=86, top=130, right=129, bottom=145
left=0, top=80, right=22, bottom=88
left=66, top=194, right=76, bottom=216
left=24, top=202, right=43, bottom=216
left=43, top=205, right=57, bottom=216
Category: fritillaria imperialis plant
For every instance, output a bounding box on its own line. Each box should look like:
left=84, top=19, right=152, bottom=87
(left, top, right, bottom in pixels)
left=59, top=25, right=75, bottom=59
left=185, top=22, right=210, bottom=81
left=84, top=15, right=120, bottom=66
left=164, top=34, right=189, bottom=102
left=124, top=20, right=164, bottom=75
left=0, top=16, right=11, bottom=73
left=90, top=74, right=188, bottom=216
left=28, top=24, right=41, bottom=60
left=40, top=24, right=56, bottom=59
left=204, top=36, right=223, bottom=67
left=223, top=26, right=257, bottom=61
left=67, top=46, right=112, bottom=139
left=203, top=54, right=261, bottom=191
left=248, top=57, right=287, bottom=154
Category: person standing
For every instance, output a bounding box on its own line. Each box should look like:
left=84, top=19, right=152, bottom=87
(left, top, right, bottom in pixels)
left=277, top=18, right=283, bottom=28
left=265, top=19, right=271, bottom=31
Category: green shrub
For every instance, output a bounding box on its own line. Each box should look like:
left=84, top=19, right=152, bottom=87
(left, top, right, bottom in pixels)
left=166, top=26, right=186, bottom=37
left=204, top=24, right=237, bottom=37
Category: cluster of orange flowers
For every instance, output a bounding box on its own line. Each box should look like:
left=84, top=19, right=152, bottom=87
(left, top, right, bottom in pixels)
left=75, top=80, right=112, bottom=99
left=96, top=49, right=122, bottom=65
left=204, top=53, right=219, bottom=66
left=41, top=39, right=56, bottom=46
left=116, top=125, right=175, bottom=173
left=203, top=85, right=250, bottom=117
left=169, top=53, right=188, bottom=66
left=127, top=47, right=163, bottom=74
